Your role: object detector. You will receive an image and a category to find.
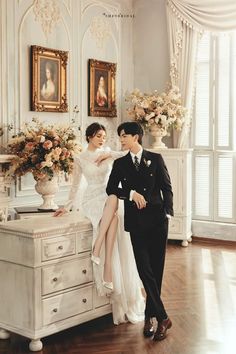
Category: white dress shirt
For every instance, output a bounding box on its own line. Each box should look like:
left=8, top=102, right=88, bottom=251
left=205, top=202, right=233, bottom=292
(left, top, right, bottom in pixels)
left=130, top=148, right=143, bottom=165
left=129, top=148, right=143, bottom=201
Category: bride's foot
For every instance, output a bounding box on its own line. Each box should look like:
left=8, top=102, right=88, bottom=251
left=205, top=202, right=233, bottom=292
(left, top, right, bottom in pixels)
left=102, top=280, right=113, bottom=291
left=103, top=265, right=113, bottom=290
left=91, top=246, right=100, bottom=265
left=91, top=253, right=100, bottom=265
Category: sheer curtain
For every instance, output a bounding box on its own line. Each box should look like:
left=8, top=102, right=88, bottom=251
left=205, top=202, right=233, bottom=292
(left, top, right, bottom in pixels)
left=166, top=0, right=236, bottom=148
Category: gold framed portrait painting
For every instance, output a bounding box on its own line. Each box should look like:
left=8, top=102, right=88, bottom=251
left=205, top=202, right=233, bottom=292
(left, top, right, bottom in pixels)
left=31, top=45, right=68, bottom=112
left=88, top=59, right=117, bottom=117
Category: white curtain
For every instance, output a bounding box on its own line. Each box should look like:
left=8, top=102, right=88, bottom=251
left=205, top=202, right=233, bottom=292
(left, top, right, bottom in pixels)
left=166, top=0, right=236, bottom=148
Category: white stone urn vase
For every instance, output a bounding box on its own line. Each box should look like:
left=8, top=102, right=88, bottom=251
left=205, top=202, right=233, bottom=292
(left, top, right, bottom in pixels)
left=149, top=124, right=167, bottom=149
left=35, top=175, right=59, bottom=210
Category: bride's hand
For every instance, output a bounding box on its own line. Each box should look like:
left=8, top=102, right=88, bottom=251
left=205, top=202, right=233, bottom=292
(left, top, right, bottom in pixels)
left=132, top=191, right=147, bottom=209
left=95, top=153, right=111, bottom=166
left=53, top=207, right=67, bottom=217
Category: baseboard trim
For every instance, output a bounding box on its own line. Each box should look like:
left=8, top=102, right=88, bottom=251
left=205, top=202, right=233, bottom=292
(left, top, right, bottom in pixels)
left=192, top=220, right=236, bottom=242
left=192, top=236, right=236, bottom=247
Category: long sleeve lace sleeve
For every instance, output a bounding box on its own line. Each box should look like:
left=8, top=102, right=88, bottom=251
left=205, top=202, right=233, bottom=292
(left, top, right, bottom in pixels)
left=104, top=146, right=127, bottom=160
left=110, top=150, right=127, bottom=160
left=64, top=157, right=83, bottom=211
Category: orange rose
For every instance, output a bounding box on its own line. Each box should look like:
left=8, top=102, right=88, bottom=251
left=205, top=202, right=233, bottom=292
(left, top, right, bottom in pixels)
left=43, top=140, right=53, bottom=150
left=25, top=142, right=35, bottom=151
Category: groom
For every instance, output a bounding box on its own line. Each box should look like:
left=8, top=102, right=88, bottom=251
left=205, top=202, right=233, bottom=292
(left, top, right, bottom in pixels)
left=106, top=122, right=173, bottom=341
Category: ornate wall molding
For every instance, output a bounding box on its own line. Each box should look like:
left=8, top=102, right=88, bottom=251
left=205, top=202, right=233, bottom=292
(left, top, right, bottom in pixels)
left=33, top=0, right=61, bottom=39
left=89, top=16, right=111, bottom=50
left=63, top=0, right=72, bottom=17
left=3, top=0, right=129, bottom=208
left=0, top=0, right=8, bottom=148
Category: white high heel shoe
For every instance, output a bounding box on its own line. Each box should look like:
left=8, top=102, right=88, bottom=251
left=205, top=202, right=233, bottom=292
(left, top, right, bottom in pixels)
left=102, top=280, right=113, bottom=291
left=91, top=245, right=100, bottom=265
left=91, top=253, right=100, bottom=265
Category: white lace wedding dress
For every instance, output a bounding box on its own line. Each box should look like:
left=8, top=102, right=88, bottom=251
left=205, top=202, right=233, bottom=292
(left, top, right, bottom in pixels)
left=64, top=147, right=145, bottom=325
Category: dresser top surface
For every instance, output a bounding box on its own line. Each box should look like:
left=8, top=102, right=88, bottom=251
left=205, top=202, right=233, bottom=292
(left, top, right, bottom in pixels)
left=0, top=211, right=92, bottom=237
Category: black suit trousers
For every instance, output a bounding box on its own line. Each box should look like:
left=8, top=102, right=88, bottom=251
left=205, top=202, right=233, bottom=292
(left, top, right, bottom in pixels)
left=130, top=217, right=169, bottom=322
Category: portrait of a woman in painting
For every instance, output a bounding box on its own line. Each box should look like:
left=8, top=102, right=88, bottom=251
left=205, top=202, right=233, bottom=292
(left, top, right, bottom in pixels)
left=40, top=59, right=58, bottom=102
left=95, top=75, right=108, bottom=107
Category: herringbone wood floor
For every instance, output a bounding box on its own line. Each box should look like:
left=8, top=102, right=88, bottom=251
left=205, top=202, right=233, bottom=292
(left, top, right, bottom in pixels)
left=0, top=239, right=236, bottom=354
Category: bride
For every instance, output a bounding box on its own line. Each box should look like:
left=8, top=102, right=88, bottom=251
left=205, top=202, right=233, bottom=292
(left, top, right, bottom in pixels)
left=54, top=122, right=144, bottom=325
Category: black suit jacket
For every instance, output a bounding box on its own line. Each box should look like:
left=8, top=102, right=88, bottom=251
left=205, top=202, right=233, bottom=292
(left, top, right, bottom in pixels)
left=106, top=149, right=174, bottom=232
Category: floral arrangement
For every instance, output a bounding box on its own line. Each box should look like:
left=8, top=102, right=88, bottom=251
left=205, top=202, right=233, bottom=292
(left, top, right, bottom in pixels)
left=125, top=85, right=186, bottom=133
left=7, top=118, right=81, bottom=181
left=0, top=123, right=13, bottom=138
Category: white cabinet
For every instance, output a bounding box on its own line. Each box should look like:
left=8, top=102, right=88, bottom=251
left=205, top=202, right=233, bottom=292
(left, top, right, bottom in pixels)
left=0, top=155, right=14, bottom=222
left=149, top=149, right=192, bottom=246
left=0, top=212, right=111, bottom=351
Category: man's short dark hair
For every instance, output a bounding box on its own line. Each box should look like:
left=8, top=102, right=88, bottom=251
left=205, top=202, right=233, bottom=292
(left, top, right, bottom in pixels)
left=117, top=122, right=143, bottom=144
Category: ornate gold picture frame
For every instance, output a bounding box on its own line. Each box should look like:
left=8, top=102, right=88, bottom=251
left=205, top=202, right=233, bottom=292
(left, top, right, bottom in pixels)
left=88, top=59, right=117, bottom=117
left=31, top=45, right=68, bottom=112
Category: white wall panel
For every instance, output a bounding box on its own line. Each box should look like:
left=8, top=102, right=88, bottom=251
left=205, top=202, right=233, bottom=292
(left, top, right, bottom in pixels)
left=0, top=0, right=133, bottom=208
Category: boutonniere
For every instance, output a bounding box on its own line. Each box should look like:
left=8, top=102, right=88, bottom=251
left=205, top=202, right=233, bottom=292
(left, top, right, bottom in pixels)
left=143, top=158, right=152, bottom=167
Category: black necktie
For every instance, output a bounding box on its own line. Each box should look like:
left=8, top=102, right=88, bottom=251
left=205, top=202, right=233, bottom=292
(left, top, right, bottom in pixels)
left=134, top=155, right=140, bottom=171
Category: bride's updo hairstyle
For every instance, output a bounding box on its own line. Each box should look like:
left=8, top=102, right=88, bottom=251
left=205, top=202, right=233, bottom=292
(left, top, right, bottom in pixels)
left=85, top=122, right=106, bottom=143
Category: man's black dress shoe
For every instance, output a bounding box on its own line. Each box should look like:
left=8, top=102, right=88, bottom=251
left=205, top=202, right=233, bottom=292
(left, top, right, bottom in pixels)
left=153, top=317, right=172, bottom=341
left=143, top=318, right=154, bottom=337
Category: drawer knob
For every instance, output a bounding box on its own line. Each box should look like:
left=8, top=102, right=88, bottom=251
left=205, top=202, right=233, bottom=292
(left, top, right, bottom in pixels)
left=82, top=298, right=87, bottom=303
left=58, top=245, right=63, bottom=250
left=53, top=308, right=58, bottom=313
left=82, top=269, right=87, bottom=274
left=53, top=277, right=58, bottom=282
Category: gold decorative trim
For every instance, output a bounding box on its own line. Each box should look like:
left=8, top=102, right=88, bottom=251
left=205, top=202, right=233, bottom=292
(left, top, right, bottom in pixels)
left=88, top=59, right=117, bottom=118
left=31, top=45, right=68, bottom=112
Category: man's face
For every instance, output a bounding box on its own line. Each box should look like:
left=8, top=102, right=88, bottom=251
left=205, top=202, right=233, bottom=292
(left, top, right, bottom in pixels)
left=119, top=129, right=138, bottom=150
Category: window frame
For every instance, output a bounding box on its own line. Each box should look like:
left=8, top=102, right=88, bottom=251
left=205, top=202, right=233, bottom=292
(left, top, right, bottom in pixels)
left=192, top=31, right=236, bottom=224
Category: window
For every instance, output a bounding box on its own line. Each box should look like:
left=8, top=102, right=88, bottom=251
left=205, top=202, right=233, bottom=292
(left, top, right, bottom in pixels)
left=193, top=32, right=236, bottom=223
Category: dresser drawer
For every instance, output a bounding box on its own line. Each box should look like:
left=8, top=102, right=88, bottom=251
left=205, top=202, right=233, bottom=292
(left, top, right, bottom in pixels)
left=76, top=229, right=93, bottom=253
left=41, top=234, right=76, bottom=261
left=93, top=287, right=110, bottom=308
left=42, top=257, right=93, bottom=295
left=169, top=217, right=183, bottom=234
left=43, top=285, right=93, bottom=325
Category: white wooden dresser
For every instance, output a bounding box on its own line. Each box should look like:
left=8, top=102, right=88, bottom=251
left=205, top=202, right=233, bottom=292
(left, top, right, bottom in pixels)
left=0, top=212, right=111, bottom=351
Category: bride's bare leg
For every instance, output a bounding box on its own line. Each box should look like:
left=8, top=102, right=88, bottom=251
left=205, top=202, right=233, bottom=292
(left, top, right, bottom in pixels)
left=92, top=195, right=118, bottom=257
left=103, top=214, right=118, bottom=283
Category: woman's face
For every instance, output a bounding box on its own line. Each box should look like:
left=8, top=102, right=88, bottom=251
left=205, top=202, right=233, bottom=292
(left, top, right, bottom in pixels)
left=99, top=77, right=105, bottom=88
left=88, top=129, right=106, bottom=148
left=46, top=68, right=51, bottom=80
